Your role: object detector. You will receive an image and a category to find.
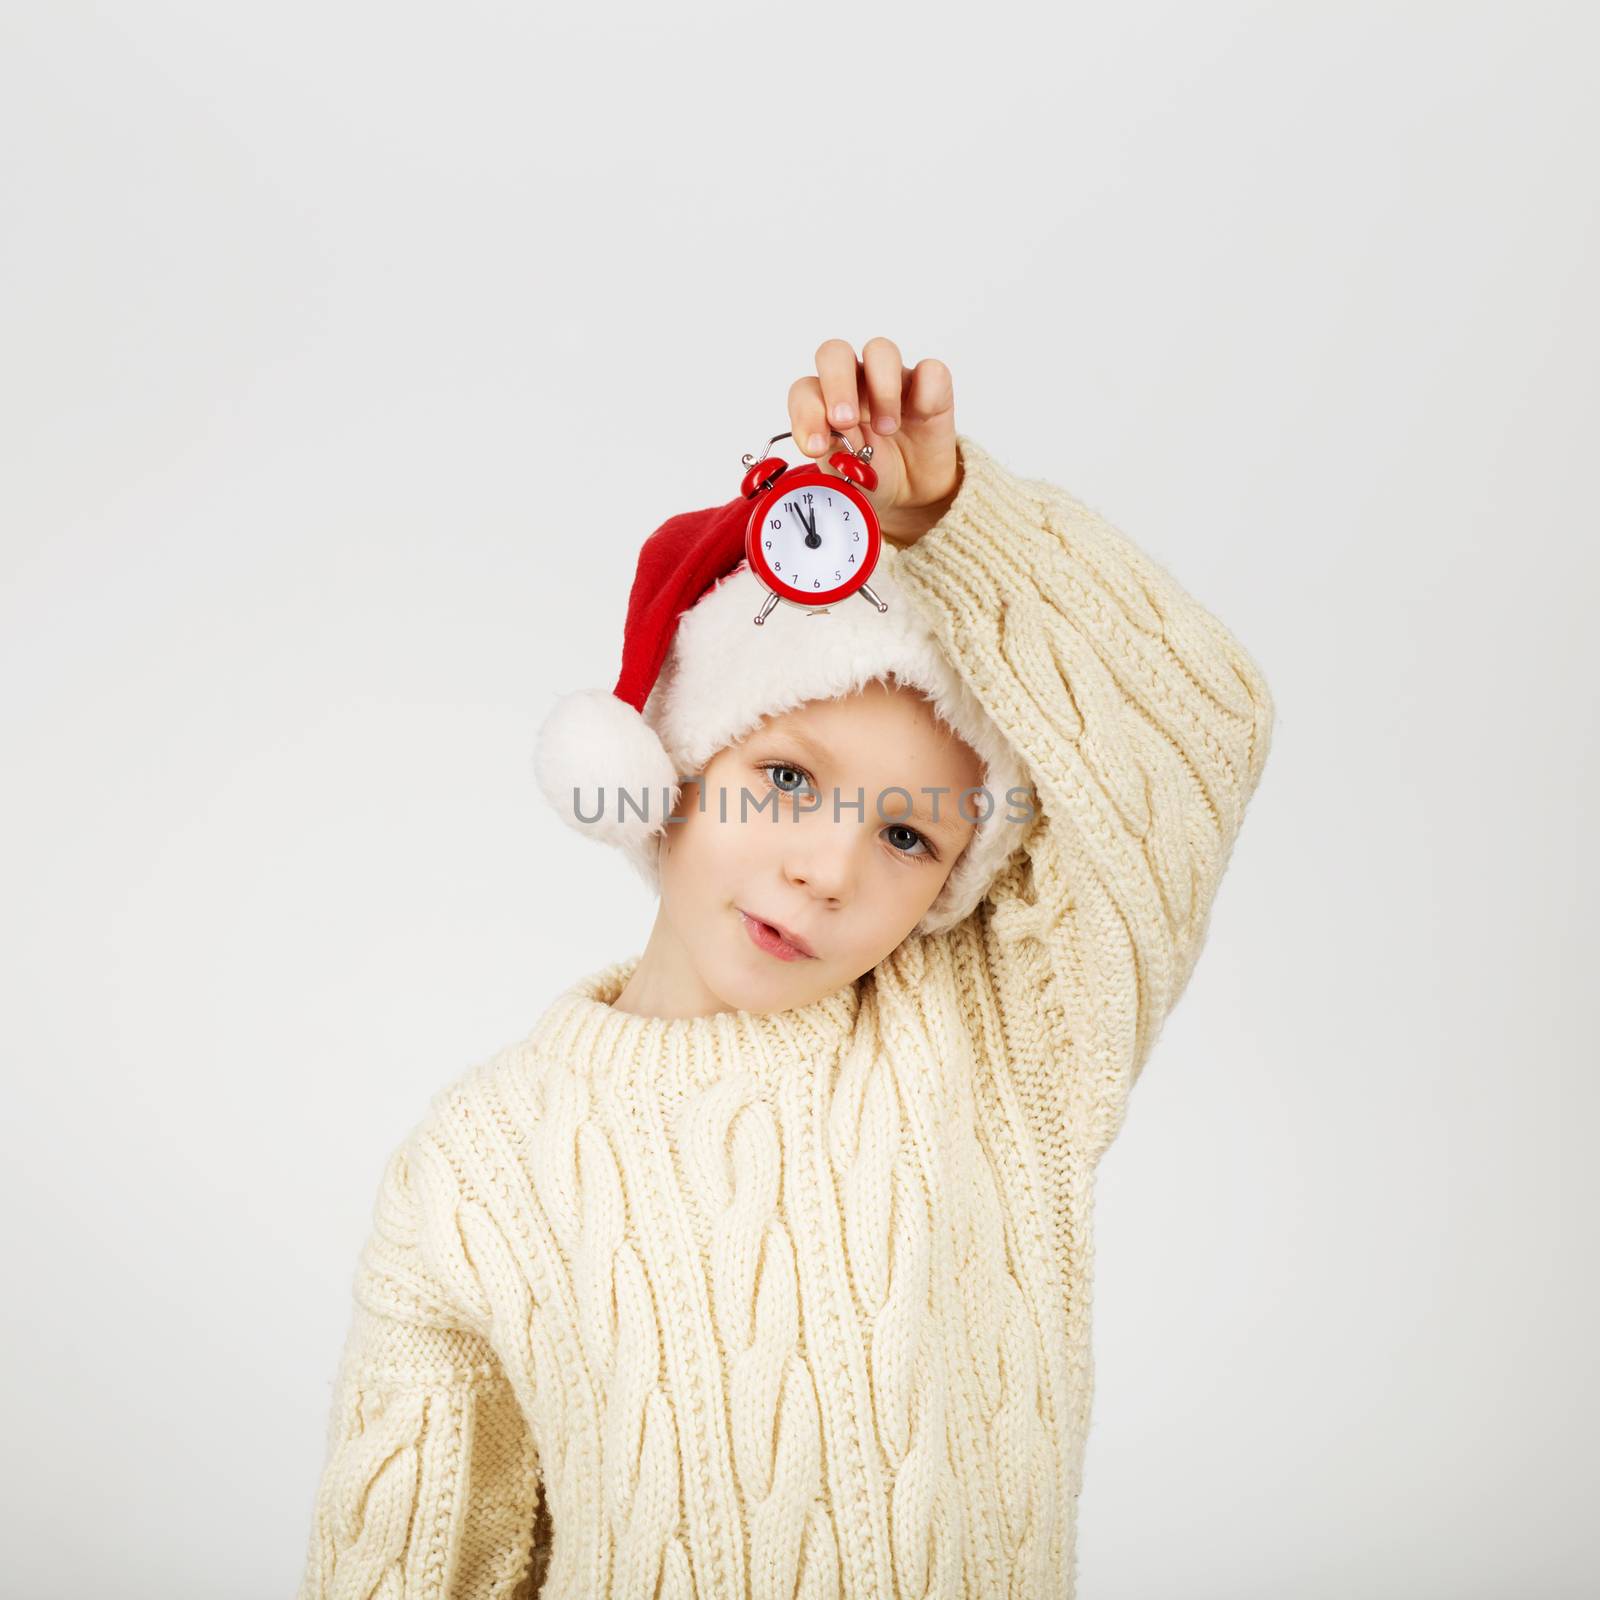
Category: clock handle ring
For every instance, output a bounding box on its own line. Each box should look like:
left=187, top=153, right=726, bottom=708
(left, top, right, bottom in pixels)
left=740, top=430, right=875, bottom=471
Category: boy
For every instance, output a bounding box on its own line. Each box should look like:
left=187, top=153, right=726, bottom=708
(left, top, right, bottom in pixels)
left=297, top=337, right=1274, bottom=1597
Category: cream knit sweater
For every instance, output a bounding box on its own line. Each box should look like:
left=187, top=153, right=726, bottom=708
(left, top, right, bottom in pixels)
left=296, top=435, right=1274, bottom=1599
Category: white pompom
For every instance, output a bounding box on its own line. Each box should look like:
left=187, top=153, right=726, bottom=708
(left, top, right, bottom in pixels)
left=533, top=687, right=681, bottom=854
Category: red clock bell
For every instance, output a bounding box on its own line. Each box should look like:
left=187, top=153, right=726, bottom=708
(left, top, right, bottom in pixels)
left=739, top=430, right=889, bottom=626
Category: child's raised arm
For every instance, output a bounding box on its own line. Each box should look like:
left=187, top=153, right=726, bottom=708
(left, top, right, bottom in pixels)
left=297, top=1134, right=548, bottom=1599
left=892, top=432, right=1275, bottom=1161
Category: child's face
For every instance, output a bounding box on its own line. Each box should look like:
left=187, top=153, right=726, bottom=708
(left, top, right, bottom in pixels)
left=656, top=678, right=985, bottom=1012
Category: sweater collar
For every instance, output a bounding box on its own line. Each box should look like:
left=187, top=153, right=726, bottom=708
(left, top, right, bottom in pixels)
left=527, top=955, right=863, bottom=1094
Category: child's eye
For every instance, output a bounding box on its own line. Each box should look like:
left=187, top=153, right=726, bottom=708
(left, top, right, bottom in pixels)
left=883, top=822, right=938, bottom=864
left=755, top=760, right=816, bottom=797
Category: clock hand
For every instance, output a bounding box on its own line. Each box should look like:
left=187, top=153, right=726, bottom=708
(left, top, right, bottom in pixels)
left=784, top=497, right=821, bottom=548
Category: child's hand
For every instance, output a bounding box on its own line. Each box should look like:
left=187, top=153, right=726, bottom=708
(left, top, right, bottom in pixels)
left=787, top=337, right=960, bottom=548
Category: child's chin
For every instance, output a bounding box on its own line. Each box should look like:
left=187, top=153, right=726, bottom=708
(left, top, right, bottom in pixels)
left=713, top=950, right=820, bottom=1012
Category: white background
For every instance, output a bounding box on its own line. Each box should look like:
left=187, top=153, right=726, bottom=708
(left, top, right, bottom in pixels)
left=2, top=3, right=1594, bottom=1595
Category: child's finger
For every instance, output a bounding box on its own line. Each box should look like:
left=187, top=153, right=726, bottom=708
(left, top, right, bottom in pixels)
left=814, top=338, right=868, bottom=445
left=786, top=374, right=833, bottom=458
left=905, top=357, right=955, bottom=428
left=861, top=337, right=908, bottom=435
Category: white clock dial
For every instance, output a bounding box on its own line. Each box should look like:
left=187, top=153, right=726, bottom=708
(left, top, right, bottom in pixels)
left=758, top=485, right=868, bottom=595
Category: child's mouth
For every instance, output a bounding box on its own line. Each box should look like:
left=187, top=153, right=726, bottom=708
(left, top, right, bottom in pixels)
left=738, top=909, right=816, bottom=962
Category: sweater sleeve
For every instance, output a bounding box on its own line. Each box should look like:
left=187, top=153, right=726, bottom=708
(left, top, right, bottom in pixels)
left=296, top=1133, right=550, bottom=1600
left=892, top=433, right=1275, bottom=1161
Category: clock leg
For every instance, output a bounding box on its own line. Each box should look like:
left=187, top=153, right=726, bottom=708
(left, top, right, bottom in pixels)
left=857, top=583, right=889, bottom=614
left=753, top=592, right=781, bottom=626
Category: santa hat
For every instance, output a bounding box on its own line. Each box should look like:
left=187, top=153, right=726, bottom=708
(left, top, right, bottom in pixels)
left=532, top=436, right=1029, bottom=938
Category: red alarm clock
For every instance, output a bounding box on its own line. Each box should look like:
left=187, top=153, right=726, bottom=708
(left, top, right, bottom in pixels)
left=738, top=430, right=889, bottom=626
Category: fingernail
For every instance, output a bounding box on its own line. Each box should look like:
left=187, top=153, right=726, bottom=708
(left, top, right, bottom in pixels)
left=876, top=416, right=898, bottom=434
left=806, top=432, right=825, bottom=452
left=832, top=403, right=855, bottom=424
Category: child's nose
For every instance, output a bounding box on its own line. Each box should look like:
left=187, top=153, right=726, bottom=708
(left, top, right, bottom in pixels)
left=783, top=835, right=855, bottom=904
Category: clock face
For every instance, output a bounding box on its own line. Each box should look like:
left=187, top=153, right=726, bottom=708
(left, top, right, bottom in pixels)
left=749, top=478, right=877, bottom=604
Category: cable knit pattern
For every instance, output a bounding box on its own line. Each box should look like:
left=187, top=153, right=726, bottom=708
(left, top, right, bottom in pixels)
left=296, top=435, right=1273, bottom=1597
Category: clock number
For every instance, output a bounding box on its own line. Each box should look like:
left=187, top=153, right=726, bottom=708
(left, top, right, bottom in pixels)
left=774, top=560, right=781, bottom=571
left=764, top=539, right=771, bottom=548
left=848, top=553, right=855, bottom=563
left=769, top=518, right=780, bottom=531
left=842, top=508, right=850, bottom=520
left=814, top=579, right=821, bottom=588
left=852, top=531, right=860, bottom=541
left=834, top=569, right=842, bottom=579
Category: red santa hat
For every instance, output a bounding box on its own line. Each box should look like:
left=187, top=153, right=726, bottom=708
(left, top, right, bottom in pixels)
left=532, top=436, right=1029, bottom=937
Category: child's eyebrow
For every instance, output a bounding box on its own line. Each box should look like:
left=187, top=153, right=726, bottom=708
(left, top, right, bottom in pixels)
left=769, top=725, right=835, bottom=769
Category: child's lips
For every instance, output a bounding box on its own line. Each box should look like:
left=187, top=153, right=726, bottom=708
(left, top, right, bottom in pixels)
left=737, top=908, right=817, bottom=961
